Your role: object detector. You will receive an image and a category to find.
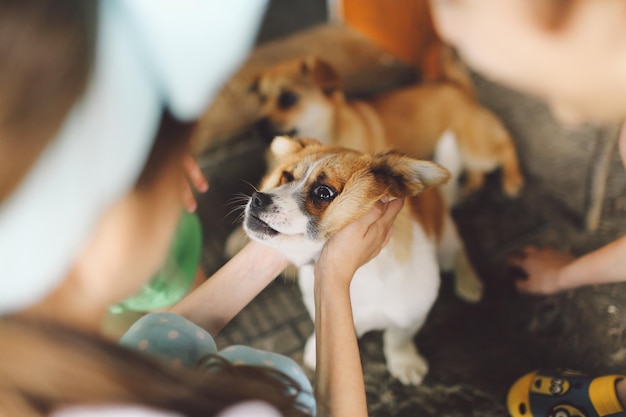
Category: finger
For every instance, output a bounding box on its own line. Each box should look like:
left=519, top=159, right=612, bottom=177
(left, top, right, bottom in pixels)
left=360, top=198, right=390, bottom=226
left=507, top=245, right=537, bottom=265
left=514, top=279, right=529, bottom=293
left=181, top=180, right=197, bottom=212
left=382, top=225, right=394, bottom=247
left=183, top=156, right=209, bottom=192
left=507, top=254, right=526, bottom=267
left=508, top=265, right=528, bottom=281
left=364, top=198, right=403, bottom=240
left=521, top=245, right=539, bottom=255
left=515, top=278, right=536, bottom=294
left=379, top=198, right=404, bottom=225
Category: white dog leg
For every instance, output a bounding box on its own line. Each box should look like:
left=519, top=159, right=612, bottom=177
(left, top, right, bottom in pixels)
left=383, top=327, right=428, bottom=385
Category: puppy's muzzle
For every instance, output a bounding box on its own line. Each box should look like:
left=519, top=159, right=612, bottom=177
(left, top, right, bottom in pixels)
left=250, top=191, right=273, bottom=213
left=246, top=192, right=279, bottom=236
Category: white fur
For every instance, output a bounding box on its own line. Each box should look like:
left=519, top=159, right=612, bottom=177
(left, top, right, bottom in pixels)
left=433, top=130, right=463, bottom=207
left=292, top=98, right=334, bottom=143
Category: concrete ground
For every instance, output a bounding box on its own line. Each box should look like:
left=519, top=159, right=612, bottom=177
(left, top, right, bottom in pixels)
left=192, top=2, right=626, bottom=415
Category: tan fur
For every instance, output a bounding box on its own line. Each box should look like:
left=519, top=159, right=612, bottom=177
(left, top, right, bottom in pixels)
left=258, top=138, right=449, bottom=242
left=251, top=57, right=524, bottom=198
left=408, top=188, right=446, bottom=241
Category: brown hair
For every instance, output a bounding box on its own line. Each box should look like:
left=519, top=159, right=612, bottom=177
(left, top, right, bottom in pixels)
left=0, top=0, right=97, bottom=203
left=0, top=316, right=310, bottom=417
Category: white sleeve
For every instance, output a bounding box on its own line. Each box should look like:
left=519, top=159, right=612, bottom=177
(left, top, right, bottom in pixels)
left=51, top=401, right=283, bottom=417
left=216, top=401, right=283, bottom=417
left=51, top=405, right=183, bottom=417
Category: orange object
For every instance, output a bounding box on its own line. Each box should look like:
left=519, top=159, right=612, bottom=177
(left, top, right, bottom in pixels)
left=340, top=0, right=443, bottom=79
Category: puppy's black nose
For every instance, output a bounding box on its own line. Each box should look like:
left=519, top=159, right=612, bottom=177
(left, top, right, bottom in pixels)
left=251, top=192, right=272, bottom=209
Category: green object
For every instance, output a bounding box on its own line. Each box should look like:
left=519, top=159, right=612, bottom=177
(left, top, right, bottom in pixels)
left=109, top=211, right=202, bottom=314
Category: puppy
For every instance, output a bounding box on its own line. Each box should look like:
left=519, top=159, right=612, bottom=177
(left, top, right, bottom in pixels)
left=242, top=135, right=482, bottom=385
left=249, top=57, right=525, bottom=202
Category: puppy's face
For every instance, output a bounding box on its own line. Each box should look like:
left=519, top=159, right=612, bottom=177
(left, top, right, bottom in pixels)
left=249, top=57, right=342, bottom=143
left=243, top=136, right=450, bottom=265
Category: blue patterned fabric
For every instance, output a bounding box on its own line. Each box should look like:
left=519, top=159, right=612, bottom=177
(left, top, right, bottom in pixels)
left=119, top=312, right=315, bottom=415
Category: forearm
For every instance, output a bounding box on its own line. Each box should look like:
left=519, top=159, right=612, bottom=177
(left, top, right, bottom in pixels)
left=314, top=279, right=368, bottom=417
left=169, top=241, right=288, bottom=335
left=558, top=234, right=626, bottom=290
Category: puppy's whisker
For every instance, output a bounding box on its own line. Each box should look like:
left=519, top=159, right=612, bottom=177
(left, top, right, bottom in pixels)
left=241, top=179, right=259, bottom=193
left=230, top=212, right=245, bottom=226
left=225, top=199, right=250, bottom=209
left=225, top=193, right=252, bottom=206
left=223, top=205, right=246, bottom=222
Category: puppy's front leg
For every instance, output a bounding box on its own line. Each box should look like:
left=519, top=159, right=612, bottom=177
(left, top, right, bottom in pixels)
left=383, top=326, right=428, bottom=385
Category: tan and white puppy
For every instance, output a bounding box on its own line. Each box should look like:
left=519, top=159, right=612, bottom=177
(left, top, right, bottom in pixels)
left=243, top=135, right=481, bottom=385
left=249, top=57, right=525, bottom=202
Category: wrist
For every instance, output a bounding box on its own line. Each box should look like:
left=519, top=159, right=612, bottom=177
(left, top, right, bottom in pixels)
left=314, top=267, right=352, bottom=296
left=553, top=264, right=573, bottom=292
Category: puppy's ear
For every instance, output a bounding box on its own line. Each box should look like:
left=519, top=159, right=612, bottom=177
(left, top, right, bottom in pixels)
left=371, top=151, right=450, bottom=198
left=270, top=136, right=322, bottom=158
left=301, top=57, right=342, bottom=93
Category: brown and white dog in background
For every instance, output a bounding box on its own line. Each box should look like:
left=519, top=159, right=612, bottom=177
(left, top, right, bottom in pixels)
left=248, top=56, right=525, bottom=205
left=242, top=136, right=481, bottom=385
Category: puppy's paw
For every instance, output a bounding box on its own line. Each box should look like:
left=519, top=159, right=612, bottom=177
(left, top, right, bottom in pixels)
left=387, top=348, right=429, bottom=386
left=502, top=172, right=525, bottom=199
left=303, top=334, right=317, bottom=370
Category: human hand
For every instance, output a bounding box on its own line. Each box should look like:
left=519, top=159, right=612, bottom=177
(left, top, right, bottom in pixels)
left=507, top=246, right=576, bottom=295
left=315, top=197, right=404, bottom=290
left=182, top=155, right=209, bottom=212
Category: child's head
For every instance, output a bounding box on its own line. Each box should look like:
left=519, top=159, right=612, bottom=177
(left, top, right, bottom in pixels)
left=429, top=0, right=626, bottom=125
left=0, top=0, right=266, bottom=325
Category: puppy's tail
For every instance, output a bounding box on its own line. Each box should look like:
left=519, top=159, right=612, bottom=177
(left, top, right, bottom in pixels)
left=433, top=130, right=463, bottom=208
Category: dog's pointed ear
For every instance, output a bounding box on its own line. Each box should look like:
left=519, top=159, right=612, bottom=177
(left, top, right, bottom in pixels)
left=270, top=136, right=322, bottom=158
left=371, top=151, right=450, bottom=198
left=301, top=57, right=342, bottom=93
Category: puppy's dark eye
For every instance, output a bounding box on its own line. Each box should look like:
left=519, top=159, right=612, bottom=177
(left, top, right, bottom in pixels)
left=278, top=90, right=298, bottom=110
left=311, top=184, right=336, bottom=201
left=281, top=170, right=294, bottom=184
